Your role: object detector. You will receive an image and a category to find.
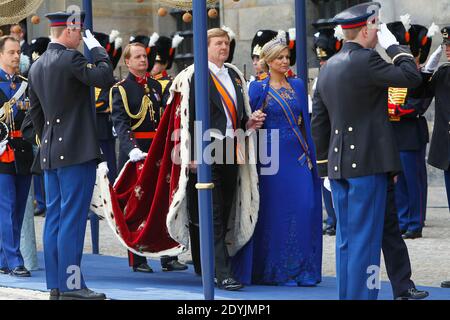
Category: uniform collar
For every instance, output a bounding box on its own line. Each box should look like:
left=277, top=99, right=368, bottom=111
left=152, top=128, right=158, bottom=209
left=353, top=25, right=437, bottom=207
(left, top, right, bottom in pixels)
left=343, top=41, right=365, bottom=51
left=0, top=68, right=15, bottom=82
left=48, top=42, right=67, bottom=51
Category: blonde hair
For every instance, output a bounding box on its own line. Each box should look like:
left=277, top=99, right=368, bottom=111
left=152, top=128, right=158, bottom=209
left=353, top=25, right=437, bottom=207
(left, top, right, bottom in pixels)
left=259, top=42, right=289, bottom=71
left=342, top=27, right=363, bottom=41
left=50, top=26, right=66, bottom=40
left=207, top=28, right=230, bottom=45
left=123, top=42, right=146, bottom=61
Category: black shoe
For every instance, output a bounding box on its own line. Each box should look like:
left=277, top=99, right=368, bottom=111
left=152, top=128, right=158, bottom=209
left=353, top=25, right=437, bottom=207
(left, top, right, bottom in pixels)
left=441, top=281, right=450, bottom=288
left=400, top=229, right=407, bottom=235
left=326, top=227, right=336, bottom=236
left=34, top=208, right=46, bottom=217
left=217, top=278, right=244, bottom=291
left=59, top=288, right=106, bottom=300
left=0, top=267, right=10, bottom=275
left=132, top=262, right=154, bottom=273
left=49, top=289, right=60, bottom=300
left=10, top=266, right=31, bottom=277
left=402, top=230, right=422, bottom=239
left=162, top=260, right=188, bottom=272
left=396, top=287, right=429, bottom=300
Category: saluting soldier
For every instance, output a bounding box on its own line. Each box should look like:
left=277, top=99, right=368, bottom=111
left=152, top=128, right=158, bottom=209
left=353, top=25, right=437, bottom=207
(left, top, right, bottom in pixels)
left=311, top=2, right=422, bottom=300
left=0, top=35, right=33, bottom=277
left=386, top=17, right=439, bottom=239
left=110, top=42, right=163, bottom=273
left=28, top=10, right=115, bottom=300
left=423, top=27, right=450, bottom=290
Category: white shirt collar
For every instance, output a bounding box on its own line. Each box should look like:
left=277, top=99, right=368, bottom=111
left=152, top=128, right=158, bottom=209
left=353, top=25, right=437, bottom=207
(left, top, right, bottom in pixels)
left=208, top=61, right=227, bottom=75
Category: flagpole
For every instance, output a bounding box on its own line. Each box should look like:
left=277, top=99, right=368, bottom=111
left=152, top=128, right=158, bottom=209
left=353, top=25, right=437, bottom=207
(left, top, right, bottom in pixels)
left=192, top=0, right=215, bottom=300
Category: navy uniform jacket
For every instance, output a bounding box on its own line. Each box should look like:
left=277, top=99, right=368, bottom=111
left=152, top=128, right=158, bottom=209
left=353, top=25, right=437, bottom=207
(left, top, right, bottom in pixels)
left=0, top=70, right=33, bottom=175
left=95, top=86, right=115, bottom=140
left=426, top=63, right=450, bottom=170
left=153, top=71, right=172, bottom=113
left=312, top=42, right=422, bottom=179
left=28, top=43, right=115, bottom=170
left=111, top=73, right=162, bottom=163
left=389, top=72, right=433, bottom=151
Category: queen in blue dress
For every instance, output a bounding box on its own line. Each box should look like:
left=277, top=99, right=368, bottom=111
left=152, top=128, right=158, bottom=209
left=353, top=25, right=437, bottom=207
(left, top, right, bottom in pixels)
left=233, top=37, right=323, bottom=286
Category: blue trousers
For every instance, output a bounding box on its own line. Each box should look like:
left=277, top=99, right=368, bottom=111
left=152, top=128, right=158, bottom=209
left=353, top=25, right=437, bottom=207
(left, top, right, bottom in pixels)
left=330, top=174, right=387, bottom=300
left=395, top=151, right=423, bottom=232
left=322, top=184, right=336, bottom=228
left=33, top=174, right=46, bottom=211
left=0, top=174, right=32, bottom=269
left=43, top=161, right=96, bottom=292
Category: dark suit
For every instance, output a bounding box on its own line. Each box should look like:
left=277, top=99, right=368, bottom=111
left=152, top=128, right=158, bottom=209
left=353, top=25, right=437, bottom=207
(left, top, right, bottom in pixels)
left=28, top=43, right=114, bottom=292
left=95, top=87, right=117, bottom=182
left=187, top=65, right=248, bottom=281
left=111, top=72, right=162, bottom=267
left=425, top=63, right=450, bottom=209
left=312, top=42, right=422, bottom=300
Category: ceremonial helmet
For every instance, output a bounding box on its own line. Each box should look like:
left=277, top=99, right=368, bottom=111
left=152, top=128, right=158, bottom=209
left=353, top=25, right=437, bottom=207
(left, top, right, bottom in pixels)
left=154, top=34, right=184, bottom=70
left=29, top=37, right=51, bottom=62
left=312, top=18, right=343, bottom=61
left=93, top=30, right=123, bottom=70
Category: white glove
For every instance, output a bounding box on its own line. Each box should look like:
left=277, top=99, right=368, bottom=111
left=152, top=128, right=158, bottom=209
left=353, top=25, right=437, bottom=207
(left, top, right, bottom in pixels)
left=323, top=177, right=331, bottom=192
left=0, top=140, right=8, bottom=157
left=423, top=45, right=443, bottom=73
left=129, top=148, right=147, bottom=162
left=377, top=23, right=399, bottom=50
left=97, top=161, right=109, bottom=175
left=83, top=29, right=102, bottom=50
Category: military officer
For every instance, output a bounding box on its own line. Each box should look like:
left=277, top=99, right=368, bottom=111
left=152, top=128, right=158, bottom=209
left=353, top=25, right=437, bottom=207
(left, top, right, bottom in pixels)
left=422, top=27, right=450, bottom=288
left=28, top=36, right=51, bottom=217
left=386, top=17, right=439, bottom=239
left=150, top=34, right=184, bottom=114
left=311, top=2, right=422, bottom=300
left=0, top=35, right=33, bottom=277
left=311, top=18, right=343, bottom=236
left=28, top=10, right=115, bottom=300
left=110, top=42, right=163, bottom=273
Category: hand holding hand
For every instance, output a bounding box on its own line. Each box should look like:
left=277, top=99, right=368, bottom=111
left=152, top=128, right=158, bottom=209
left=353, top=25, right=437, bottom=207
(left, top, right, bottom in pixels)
left=246, top=110, right=266, bottom=131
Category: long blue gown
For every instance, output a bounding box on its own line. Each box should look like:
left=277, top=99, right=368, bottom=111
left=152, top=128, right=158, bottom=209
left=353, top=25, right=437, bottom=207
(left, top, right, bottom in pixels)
left=233, top=78, right=322, bottom=286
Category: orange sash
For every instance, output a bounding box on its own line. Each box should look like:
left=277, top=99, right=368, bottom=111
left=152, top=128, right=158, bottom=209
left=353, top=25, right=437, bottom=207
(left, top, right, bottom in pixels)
left=210, top=71, right=238, bottom=130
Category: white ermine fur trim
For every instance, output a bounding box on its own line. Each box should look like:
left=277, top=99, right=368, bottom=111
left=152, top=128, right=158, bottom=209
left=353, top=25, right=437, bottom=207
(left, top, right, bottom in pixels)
left=165, top=63, right=260, bottom=257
